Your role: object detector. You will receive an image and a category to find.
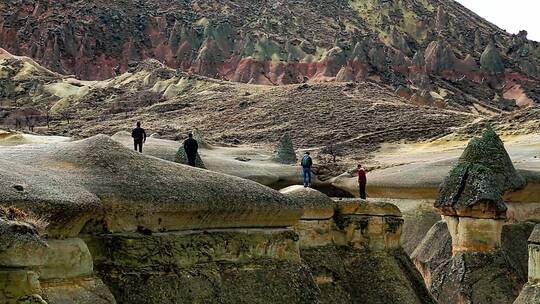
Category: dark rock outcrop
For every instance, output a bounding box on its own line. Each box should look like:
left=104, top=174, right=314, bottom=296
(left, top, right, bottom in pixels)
left=513, top=224, right=540, bottom=304
left=481, top=41, right=505, bottom=75
left=424, top=40, right=457, bottom=75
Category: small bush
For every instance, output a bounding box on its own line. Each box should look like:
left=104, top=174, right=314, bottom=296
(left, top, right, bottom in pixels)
left=0, top=206, right=48, bottom=233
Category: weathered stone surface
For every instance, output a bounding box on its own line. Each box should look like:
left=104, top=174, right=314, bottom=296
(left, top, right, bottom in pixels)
left=0, top=217, right=46, bottom=255
left=0, top=238, right=92, bottom=280
left=392, top=200, right=441, bottom=255
left=529, top=223, right=540, bottom=245
left=333, top=211, right=403, bottom=251
left=302, top=246, right=436, bottom=304
left=514, top=224, right=540, bottom=303
left=41, top=277, right=115, bottom=304
left=411, top=221, right=452, bottom=289
left=435, top=126, right=526, bottom=218
left=334, top=199, right=401, bottom=217
left=445, top=216, right=504, bottom=254
left=15, top=294, right=47, bottom=304
left=528, top=225, right=540, bottom=284
left=435, top=6, right=449, bottom=31
left=99, top=260, right=319, bottom=304
left=87, top=229, right=300, bottom=269
left=529, top=243, right=540, bottom=284
left=280, top=185, right=334, bottom=219
left=413, top=220, right=535, bottom=304
left=481, top=41, right=505, bottom=75
left=424, top=40, right=457, bottom=74
left=513, top=283, right=540, bottom=304
left=411, top=51, right=426, bottom=68
left=0, top=135, right=302, bottom=234
left=0, top=161, right=101, bottom=238
left=296, top=219, right=334, bottom=248
left=87, top=229, right=318, bottom=304
left=0, top=271, right=41, bottom=304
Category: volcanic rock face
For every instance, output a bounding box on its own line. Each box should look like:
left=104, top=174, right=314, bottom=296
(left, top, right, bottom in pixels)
left=410, top=126, right=536, bottom=304
left=0, top=0, right=539, bottom=107
left=0, top=207, right=114, bottom=304
left=481, top=41, right=506, bottom=75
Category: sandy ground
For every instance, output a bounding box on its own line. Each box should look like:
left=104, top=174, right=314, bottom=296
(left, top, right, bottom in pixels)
left=110, top=131, right=314, bottom=188
left=332, top=133, right=540, bottom=199
left=4, top=129, right=540, bottom=206
left=0, top=130, right=70, bottom=146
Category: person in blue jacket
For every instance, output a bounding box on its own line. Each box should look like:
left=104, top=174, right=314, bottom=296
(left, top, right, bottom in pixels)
left=301, top=152, right=313, bottom=187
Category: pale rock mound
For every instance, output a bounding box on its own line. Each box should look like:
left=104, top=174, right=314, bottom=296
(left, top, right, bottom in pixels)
left=280, top=185, right=334, bottom=219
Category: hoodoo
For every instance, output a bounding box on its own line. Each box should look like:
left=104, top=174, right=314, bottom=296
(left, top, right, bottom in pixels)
left=435, top=125, right=526, bottom=254
left=412, top=126, right=536, bottom=304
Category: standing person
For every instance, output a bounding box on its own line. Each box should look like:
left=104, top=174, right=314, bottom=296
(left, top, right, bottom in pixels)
left=131, top=122, right=147, bottom=153
left=358, top=164, right=367, bottom=200
left=301, top=152, right=313, bottom=187
left=183, top=133, right=199, bottom=166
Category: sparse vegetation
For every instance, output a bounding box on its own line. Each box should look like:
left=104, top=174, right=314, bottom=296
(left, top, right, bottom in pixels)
left=0, top=205, right=48, bottom=234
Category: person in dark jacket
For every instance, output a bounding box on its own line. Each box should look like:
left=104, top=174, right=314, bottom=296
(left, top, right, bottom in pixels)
left=358, top=164, right=367, bottom=199
left=183, top=133, right=199, bottom=166
left=131, top=122, right=147, bottom=153
left=301, top=152, right=313, bottom=187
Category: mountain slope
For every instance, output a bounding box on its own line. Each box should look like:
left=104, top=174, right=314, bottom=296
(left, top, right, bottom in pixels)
left=1, top=0, right=539, bottom=110
left=0, top=52, right=474, bottom=158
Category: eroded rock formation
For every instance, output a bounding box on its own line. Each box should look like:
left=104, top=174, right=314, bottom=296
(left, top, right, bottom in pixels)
left=514, top=224, right=540, bottom=303
left=412, top=220, right=535, bottom=304
left=0, top=135, right=435, bottom=303
left=435, top=125, right=526, bottom=253
left=0, top=0, right=539, bottom=108
left=411, top=126, right=535, bottom=304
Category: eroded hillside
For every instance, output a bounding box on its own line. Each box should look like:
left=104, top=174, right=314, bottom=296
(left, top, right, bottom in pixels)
left=1, top=0, right=539, bottom=109
left=0, top=51, right=474, bottom=158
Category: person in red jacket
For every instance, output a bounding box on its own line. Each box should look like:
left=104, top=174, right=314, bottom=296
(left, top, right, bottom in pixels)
left=358, top=164, right=367, bottom=199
